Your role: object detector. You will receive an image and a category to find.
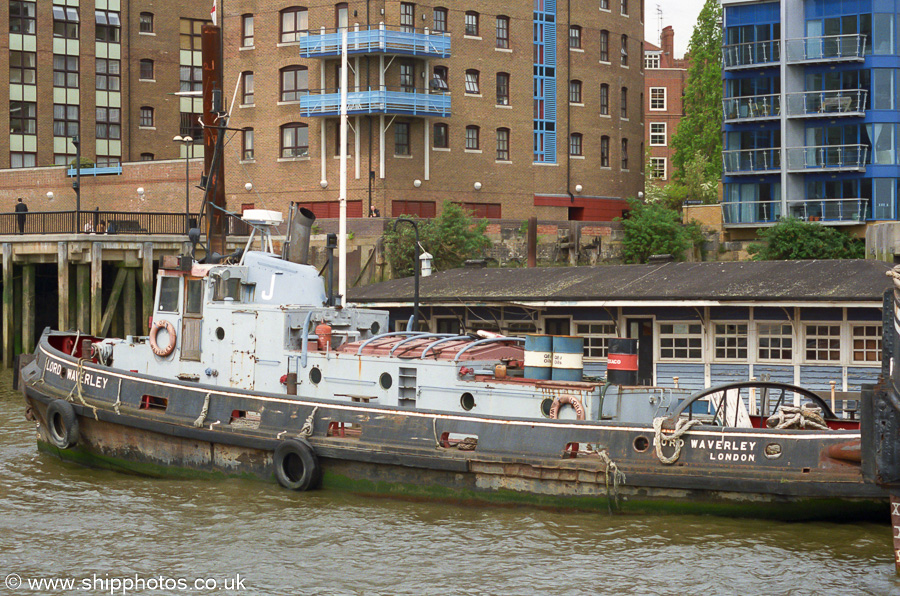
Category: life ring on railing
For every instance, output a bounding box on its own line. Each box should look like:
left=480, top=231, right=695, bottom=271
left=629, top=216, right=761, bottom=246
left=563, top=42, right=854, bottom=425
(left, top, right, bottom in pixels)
left=149, top=319, right=177, bottom=357
left=549, top=395, right=586, bottom=420
left=273, top=439, right=321, bottom=491
left=46, top=399, right=79, bottom=449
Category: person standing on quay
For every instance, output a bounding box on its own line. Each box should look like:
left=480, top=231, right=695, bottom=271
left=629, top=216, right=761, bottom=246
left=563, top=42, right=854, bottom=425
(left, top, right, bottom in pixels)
left=14, top=198, right=28, bottom=235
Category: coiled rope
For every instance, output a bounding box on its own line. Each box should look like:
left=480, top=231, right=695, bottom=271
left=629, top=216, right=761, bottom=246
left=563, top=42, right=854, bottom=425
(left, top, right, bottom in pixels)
left=597, top=450, right=626, bottom=512
left=298, top=406, right=318, bottom=438
left=652, top=417, right=702, bottom=465
left=193, top=392, right=212, bottom=428
left=766, top=404, right=829, bottom=430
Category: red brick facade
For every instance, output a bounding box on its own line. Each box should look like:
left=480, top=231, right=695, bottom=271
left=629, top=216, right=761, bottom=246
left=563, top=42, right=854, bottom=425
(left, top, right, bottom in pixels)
left=643, top=26, right=688, bottom=186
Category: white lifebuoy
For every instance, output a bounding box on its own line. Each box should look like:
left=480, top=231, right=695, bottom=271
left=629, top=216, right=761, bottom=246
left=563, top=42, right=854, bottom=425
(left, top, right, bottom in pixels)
left=549, top=394, right=586, bottom=420
left=149, top=319, right=177, bottom=357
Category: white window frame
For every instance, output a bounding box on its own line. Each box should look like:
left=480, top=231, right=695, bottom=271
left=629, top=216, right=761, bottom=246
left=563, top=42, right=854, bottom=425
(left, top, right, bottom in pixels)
left=803, top=323, right=841, bottom=363
left=658, top=322, right=703, bottom=361
left=575, top=322, right=618, bottom=361
left=649, top=157, right=666, bottom=180
left=756, top=322, right=793, bottom=362
left=649, top=87, right=666, bottom=111
left=713, top=322, right=748, bottom=361
left=649, top=122, right=666, bottom=146
left=644, top=53, right=660, bottom=69
left=851, top=323, right=882, bottom=364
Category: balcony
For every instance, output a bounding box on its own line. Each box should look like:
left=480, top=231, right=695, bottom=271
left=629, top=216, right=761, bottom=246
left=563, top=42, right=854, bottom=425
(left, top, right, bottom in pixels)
left=722, top=148, right=781, bottom=175
left=785, top=34, right=866, bottom=64
left=723, top=94, right=780, bottom=122
left=298, top=25, right=451, bottom=59
left=721, top=199, right=783, bottom=226
left=297, top=87, right=451, bottom=118
left=784, top=89, right=867, bottom=118
left=787, top=198, right=867, bottom=223
left=66, top=164, right=123, bottom=177
left=722, top=40, right=780, bottom=70
left=785, top=144, right=867, bottom=172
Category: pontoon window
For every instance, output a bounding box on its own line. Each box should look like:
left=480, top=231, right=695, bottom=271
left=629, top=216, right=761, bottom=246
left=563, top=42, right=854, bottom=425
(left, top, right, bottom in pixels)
left=158, top=277, right=181, bottom=313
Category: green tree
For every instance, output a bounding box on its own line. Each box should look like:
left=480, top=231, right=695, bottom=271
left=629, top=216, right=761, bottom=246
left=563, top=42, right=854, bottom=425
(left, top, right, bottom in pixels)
left=617, top=199, right=705, bottom=263
left=384, top=202, right=491, bottom=278
left=670, top=0, right=723, bottom=184
left=748, top=218, right=865, bottom=260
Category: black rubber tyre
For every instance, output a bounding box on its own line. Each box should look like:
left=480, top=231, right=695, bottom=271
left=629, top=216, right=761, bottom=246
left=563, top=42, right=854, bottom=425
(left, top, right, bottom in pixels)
left=273, top=439, right=320, bottom=491
left=46, top=399, right=79, bottom=449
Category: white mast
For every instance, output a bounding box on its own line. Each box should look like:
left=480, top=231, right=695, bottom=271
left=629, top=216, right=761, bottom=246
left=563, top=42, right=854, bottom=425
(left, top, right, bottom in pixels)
left=338, top=26, right=349, bottom=306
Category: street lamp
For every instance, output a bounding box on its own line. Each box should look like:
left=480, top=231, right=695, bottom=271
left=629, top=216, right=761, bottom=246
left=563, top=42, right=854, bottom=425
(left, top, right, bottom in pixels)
left=173, top=135, right=194, bottom=233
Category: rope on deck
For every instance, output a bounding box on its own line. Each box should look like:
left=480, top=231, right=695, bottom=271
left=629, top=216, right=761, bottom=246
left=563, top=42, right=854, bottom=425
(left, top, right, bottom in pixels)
left=652, top=417, right=702, bottom=465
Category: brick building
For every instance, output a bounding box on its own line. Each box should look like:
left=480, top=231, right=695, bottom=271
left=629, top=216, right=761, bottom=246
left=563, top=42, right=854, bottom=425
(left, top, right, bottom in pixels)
left=1, top=1, right=645, bottom=222
left=643, top=25, right=687, bottom=186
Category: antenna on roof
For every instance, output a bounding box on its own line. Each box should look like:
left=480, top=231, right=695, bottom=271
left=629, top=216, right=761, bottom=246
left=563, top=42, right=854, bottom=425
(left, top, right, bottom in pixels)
left=657, top=5, right=663, bottom=46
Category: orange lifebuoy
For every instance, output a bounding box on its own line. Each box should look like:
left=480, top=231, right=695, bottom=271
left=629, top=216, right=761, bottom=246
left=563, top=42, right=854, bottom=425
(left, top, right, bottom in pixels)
left=549, top=395, right=586, bottom=420
left=149, top=319, right=177, bottom=357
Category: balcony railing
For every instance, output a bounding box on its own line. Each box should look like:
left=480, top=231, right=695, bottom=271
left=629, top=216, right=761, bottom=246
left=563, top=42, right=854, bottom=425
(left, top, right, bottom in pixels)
left=0, top=211, right=204, bottom=235
left=785, top=144, right=868, bottom=172
left=66, top=164, right=123, bottom=177
left=722, top=198, right=868, bottom=226
left=784, top=89, right=867, bottom=118
left=297, top=87, right=451, bottom=117
left=298, top=25, right=451, bottom=58
left=722, top=40, right=780, bottom=69
left=722, top=94, right=780, bottom=122
left=721, top=199, right=783, bottom=225
left=785, top=34, right=866, bottom=63
left=722, top=148, right=781, bottom=175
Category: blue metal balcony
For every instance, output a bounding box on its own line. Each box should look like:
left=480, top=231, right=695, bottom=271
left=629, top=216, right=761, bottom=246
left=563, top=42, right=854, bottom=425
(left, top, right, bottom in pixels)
left=722, top=40, right=780, bottom=70
left=785, top=144, right=868, bottom=172
left=67, top=164, right=123, bottom=177
left=722, top=199, right=783, bottom=226
left=722, top=94, right=780, bottom=123
left=722, top=198, right=867, bottom=226
left=722, top=148, right=781, bottom=175
left=298, top=25, right=451, bottom=58
left=785, top=34, right=866, bottom=64
left=298, top=87, right=451, bottom=117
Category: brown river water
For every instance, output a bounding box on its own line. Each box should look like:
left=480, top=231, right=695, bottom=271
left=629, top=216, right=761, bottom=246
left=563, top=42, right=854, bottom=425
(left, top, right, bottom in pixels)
left=1, top=370, right=898, bottom=595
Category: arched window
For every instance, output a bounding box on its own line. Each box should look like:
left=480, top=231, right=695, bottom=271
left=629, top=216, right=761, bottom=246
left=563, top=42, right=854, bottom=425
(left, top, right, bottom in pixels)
left=242, top=71, right=254, bottom=104
left=600, top=84, right=609, bottom=115
left=139, top=59, right=154, bottom=80
left=241, top=14, right=254, bottom=47
left=465, top=69, right=480, bottom=94
left=600, top=136, right=610, bottom=167
left=335, top=3, right=349, bottom=29
left=496, top=128, right=510, bottom=161
left=621, top=87, right=628, bottom=119
left=433, top=123, right=449, bottom=148
left=281, top=123, right=309, bottom=157
left=281, top=7, right=308, bottom=43
left=140, top=153, right=154, bottom=161
left=280, top=66, right=308, bottom=101
left=600, top=30, right=609, bottom=61
left=496, top=16, right=509, bottom=48
left=496, top=72, right=509, bottom=105
left=569, top=133, right=583, bottom=156
left=139, top=106, right=154, bottom=127
left=569, top=25, right=582, bottom=48
left=621, top=35, right=629, bottom=66
left=139, top=12, right=154, bottom=33
left=465, top=125, right=480, bottom=150
left=465, top=11, right=479, bottom=36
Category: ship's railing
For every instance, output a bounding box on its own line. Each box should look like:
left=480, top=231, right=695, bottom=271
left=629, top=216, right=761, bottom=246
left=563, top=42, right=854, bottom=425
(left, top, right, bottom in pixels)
left=0, top=210, right=203, bottom=236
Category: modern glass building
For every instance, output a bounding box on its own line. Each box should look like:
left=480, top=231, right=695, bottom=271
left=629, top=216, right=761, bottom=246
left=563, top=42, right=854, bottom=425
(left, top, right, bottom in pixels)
left=721, top=0, right=900, bottom=227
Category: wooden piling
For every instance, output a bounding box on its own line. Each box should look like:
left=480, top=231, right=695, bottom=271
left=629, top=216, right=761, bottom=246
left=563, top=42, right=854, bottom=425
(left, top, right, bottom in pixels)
left=91, top=242, right=102, bottom=335
left=142, top=242, right=153, bottom=334
left=2, top=243, right=11, bottom=368
left=76, top=264, right=90, bottom=333
left=22, top=265, right=34, bottom=353
left=124, top=269, right=136, bottom=336
left=58, top=242, right=69, bottom=332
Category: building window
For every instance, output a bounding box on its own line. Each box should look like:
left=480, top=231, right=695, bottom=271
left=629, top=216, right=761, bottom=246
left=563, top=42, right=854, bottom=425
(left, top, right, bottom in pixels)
left=241, top=72, right=254, bottom=104
left=242, top=128, right=254, bottom=160
left=180, top=112, right=203, bottom=140
left=10, top=152, right=36, bottom=168
left=466, top=125, right=480, bottom=150
left=95, top=58, right=120, bottom=91
left=659, top=323, right=703, bottom=360
left=139, top=106, right=154, bottom=127
left=281, top=123, right=309, bottom=157
left=852, top=324, right=882, bottom=363
left=621, top=138, right=628, bottom=170
left=465, top=69, right=480, bottom=94
left=569, top=25, right=581, bottom=49
left=621, top=35, right=628, bottom=66
left=139, top=12, right=154, bottom=33
left=335, top=2, right=348, bottom=29
left=10, top=101, right=36, bottom=134
left=180, top=63, right=201, bottom=93
left=650, top=87, right=666, bottom=110
left=621, top=0, right=628, bottom=15
left=805, top=324, right=840, bottom=362
left=569, top=80, right=582, bottom=103
left=281, top=66, right=308, bottom=101
left=758, top=323, right=792, bottom=361
left=141, top=153, right=154, bottom=161
left=620, top=87, right=628, bottom=119
left=714, top=323, right=748, bottom=360
left=10, top=51, right=36, bottom=86
left=96, top=107, right=120, bottom=140
left=139, top=59, right=154, bottom=80
left=53, top=55, right=79, bottom=88
left=601, top=0, right=610, bottom=9
left=433, top=123, right=449, bottom=148
left=650, top=123, right=666, bottom=146
left=645, top=53, right=660, bottom=69
left=400, top=62, right=415, bottom=92
left=600, top=30, right=609, bottom=61
left=465, top=11, right=479, bottom=36
left=241, top=14, right=254, bottom=46
left=496, top=72, right=509, bottom=105
left=52, top=5, right=79, bottom=39
left=496, top=128, right=510, bottom=161
left=576, top=323, right=617, bottom=359
left=53, top=104, right=79, bottom=137
left=600, top=84, right=609, bottom=115
left=395, top=122, right=410, bottom=155
left=434, top=7, right=448, bottom=32
left=570, top=133, right=583, bottom=156
left=400, top=3, right=415, bottom=33
left=496, top=16, right=509, bottom=48
left=650, top=157, right=666, bottom=179
left=95, top=10, right=120, bottom=43
left=600, top=136, right=610, bottom=167
left=281, top=7, right=308, bottom=42
left=10, top=1, right=36, bottom=34
left=432, top=66, right=449, bottom=92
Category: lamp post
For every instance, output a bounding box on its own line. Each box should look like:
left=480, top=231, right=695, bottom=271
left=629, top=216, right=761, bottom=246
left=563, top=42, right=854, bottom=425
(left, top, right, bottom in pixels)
left=71, top=135, right=81, bottom=232
left=392, top=218, right=420, bottom=331
left=173, top=135, right=194, bottom=233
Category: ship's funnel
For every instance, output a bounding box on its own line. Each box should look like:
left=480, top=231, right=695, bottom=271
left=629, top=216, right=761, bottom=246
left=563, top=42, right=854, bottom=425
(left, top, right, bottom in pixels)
left=285, top=207, right=316, bottom=265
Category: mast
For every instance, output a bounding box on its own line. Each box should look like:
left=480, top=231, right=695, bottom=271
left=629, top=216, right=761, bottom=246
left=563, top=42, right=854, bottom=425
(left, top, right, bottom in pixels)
left=338, top=27, right=349, bottom=305
left=202, top=24, right=228, bottom=257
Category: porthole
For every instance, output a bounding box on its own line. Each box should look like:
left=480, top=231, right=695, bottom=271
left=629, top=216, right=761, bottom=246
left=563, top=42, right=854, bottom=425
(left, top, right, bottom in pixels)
left=540, top=397, right=554, bottom=417
left=309, top=367, right=322, bottom=385
left=764, top=443, right=782, bottom=459
left=216, top=327, right=225, bottom=340
left=371, top=321, right=380, bottom=335
left=460, top=392, right=475, bottom=411
left=633, top=436, right=650, bottom=452
left=379, top=372, right=392, bottom=389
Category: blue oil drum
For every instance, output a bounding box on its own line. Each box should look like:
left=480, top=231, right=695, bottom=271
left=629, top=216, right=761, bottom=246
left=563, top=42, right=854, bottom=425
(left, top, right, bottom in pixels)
left=524, top=334, right=553, bottom=380
left=551, top=335, right=584, bottom=382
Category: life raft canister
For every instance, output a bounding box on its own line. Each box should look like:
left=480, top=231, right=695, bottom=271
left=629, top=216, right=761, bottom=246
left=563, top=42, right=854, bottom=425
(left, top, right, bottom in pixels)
left=149, top=319, right=177, bottom=357
left=549, top=394, right=586, bottom=420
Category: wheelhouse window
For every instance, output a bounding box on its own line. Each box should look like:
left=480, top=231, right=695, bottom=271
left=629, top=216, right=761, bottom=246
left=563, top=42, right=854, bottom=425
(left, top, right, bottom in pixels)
left=465, top=126, right=480, bottom=150
left=659, top=323, right=703, bottom=360
left=496, top=72, right=509, bottom=105
left=241, top=14, right=254, bottom=46
left=158, top=277, right=181, bottom=313
left=281, top=7, right=308, bottom=42
left=465, top=11, right=479, bottom=36
left=496, top=128, right=510, bottom=161
left=281, top=122, right=309, bottom=157
left=805, top=324, right=840, bottom=362
left=53, top=5, right=79, bottom=39
left=496, top=16, right=509, bottom=48
left=433, top=123, right=449, bottom=148
left=281, top=66, right=308, bottom=101
left=852, top=324, right=882, bottom=363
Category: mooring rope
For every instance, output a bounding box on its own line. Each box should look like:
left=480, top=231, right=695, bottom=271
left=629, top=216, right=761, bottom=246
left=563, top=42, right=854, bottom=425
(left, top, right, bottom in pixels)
left=597, top=450, right=626, bottom=512
left=67, top=358, right=99, bottom=420
left=297, top=406, right=318, bottom=439
left=652, top=417, right=702, bottom=465
left=766, top=404, right=829, bottom=430
left=113, top=378, right=122, bottom=415
left=193, top=392, right=211, bottom=428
